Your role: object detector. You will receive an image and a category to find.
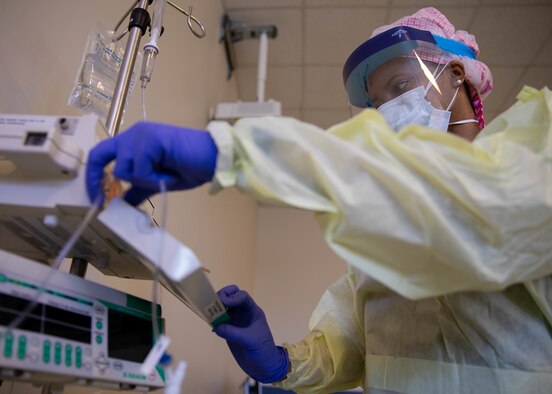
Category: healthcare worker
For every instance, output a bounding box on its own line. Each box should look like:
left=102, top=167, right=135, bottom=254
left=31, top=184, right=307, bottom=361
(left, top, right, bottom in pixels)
left=87, top=7, right=552, bottom=393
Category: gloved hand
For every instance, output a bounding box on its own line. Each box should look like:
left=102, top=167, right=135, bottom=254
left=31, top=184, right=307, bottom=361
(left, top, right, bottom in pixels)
left=86, top=121, right=218, bottom=205
left=214, top=285, right=290, bottom=383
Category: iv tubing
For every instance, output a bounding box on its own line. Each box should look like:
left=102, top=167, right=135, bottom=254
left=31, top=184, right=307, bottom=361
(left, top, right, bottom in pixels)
left=141, top=0, right=167, bottom=88
left=151, top=179, right=168, bottom=342
left=142, top=86, right=148, bottom=121
left=149, top=0, right=167, bottom=50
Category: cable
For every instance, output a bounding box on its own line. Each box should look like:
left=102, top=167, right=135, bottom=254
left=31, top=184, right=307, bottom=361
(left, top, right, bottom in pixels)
left=142, top=64, right=163, bottom=342
left=8, top=198, right=101, bottom=331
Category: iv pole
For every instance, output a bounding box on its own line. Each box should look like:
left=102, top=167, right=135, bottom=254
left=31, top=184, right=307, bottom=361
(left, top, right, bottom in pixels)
left=67, top=0, right=206, bottom=276
left=68, top=0, right=152, bottom=276
left=106, top=0, right=152, bottom=137
left=51, top=4, right=152, bottom=392
left=40, top=2, right=204, bottom=392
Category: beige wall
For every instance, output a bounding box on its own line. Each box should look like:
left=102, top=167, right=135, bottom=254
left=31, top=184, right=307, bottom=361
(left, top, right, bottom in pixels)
left=253, top=207, right=347, bottom=346
left=0, top=1, right=257, bottom=393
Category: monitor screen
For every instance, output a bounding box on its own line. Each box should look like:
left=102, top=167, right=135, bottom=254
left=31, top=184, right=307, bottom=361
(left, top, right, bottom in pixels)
left=0, top=293, right=91, bottom=344
left=107, top=308, right=153, bottom=363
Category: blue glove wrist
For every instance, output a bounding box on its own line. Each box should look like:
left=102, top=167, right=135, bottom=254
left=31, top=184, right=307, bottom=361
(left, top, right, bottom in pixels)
left=255, top=346, right=290, bottom=383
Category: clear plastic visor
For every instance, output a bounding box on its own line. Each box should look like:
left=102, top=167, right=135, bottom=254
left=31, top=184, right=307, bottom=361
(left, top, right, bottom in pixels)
left=365, top=50, right=458, bottom=112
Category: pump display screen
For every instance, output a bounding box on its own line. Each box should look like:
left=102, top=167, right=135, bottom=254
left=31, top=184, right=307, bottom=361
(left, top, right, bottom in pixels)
left=107, top=308, right=153, bottom=363
left=0, top=293, right=91, bottom=343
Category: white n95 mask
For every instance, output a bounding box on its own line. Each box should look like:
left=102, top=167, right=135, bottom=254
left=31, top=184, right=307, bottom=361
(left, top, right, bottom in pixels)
left=378, top=86, right=453, bottom=132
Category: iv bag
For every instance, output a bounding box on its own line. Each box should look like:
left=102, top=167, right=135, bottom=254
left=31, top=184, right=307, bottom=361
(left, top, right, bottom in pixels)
left=68, top=21, right=141, bottom=122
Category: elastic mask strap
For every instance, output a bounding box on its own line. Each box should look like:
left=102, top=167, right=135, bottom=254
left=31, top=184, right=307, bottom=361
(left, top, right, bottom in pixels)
left=449, top=119, right=478, bottom=125
left=447, top=84, right=475, bottom=125
left=446, top=86, right=460, bottom=111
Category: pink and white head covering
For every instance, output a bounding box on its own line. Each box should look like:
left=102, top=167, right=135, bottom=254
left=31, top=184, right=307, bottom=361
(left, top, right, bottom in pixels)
left=371, top=7, right=493, bottom=128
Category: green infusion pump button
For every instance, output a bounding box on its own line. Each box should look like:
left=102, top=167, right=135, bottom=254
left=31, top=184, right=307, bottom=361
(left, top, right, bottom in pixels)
left=54, top=343, right=62, bottom=365
left=75, top=347, right=82, bottom=368
left=17, top=336, right=26, bottom=360
left=43, top=340, right=51, bottom=363
left=96, top=335, right=103, bottom=344
left=96, top=320, right=103, bottom=330
left=65, top=344, right=72, bottom=367
left=4, top=334, right=14, bottom=358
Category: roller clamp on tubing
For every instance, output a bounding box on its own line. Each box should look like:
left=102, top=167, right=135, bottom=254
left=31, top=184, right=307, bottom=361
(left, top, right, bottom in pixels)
left=129, top=7, right=152, bottom=35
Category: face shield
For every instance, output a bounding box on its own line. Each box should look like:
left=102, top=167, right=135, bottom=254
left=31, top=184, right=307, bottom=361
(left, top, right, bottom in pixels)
left=343, top=26, right=477, bottom=131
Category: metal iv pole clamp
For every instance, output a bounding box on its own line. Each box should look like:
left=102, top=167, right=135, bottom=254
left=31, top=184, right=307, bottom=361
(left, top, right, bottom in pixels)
left=105, top=0, right=151, bottom=137
left=113, top=0, right=206, bottom=41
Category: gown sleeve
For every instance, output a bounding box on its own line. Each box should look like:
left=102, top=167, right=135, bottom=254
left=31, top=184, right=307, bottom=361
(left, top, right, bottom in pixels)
left=207, top=86, right=552, bottom=299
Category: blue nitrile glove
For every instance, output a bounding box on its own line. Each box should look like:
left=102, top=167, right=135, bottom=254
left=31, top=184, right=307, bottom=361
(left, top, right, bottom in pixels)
left=213, top=285, right=290, bottom=383
left=86, top=121, right=218, bottom=205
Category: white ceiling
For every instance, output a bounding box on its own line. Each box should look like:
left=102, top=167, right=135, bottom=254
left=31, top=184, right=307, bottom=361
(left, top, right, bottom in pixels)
left=223, top=0, right=552, bottom=128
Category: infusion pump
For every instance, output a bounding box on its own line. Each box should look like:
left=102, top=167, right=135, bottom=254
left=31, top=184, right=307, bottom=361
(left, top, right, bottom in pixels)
left=0, top=114, right=229, bottom=389
left=0, top=249, right=165, bottom=391
left=0, top=113, right=227, bottom=324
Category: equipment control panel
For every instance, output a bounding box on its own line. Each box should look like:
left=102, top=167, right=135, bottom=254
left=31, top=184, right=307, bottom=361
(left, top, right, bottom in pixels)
left=0, top=250, right=165, bottom=391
